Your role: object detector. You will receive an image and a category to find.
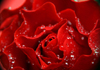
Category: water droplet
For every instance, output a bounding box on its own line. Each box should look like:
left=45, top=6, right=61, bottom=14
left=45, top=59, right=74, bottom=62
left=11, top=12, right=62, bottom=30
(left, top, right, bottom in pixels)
left=22, top=45, right=25, bottom=47
left=25, top=22, right=27, bottom=25
left=81, top=37, right=84, bottom=40
left=19, top=11, right=21, bottom=14
left=43, top=30, right=46, bottom=32
left=34, top=35, right=36, bottom=37
left=70, top=55, right=74, bottom=58
left=4, top=46, right=6, bottom=48
left=92, top=61, right=94, bottom=64
left=38, top=41, right=40, bottom=43
left=61, top=45, right=63, bottom=48
left=11, top=66, right=13, bottom=69
left=8, top=7, right=11, bottom=10
left=47, top=61, right=51, bottom=64
left=65, top=62, right=68, bottom=65
left=68, top=21, right=72, bottom=25
left=66, top=28, right=68, bottom=30
left=9, top=57, right=13, bottom=59
left=32, top=63, right=34, bottom=65
left=12, top=61, right=15, bottom=64
left=71, top=50, right=74, bottom=54
left=23, top=7, right=27, bottom=10
left=67, top=37, right=71, bottom=39
left=49, top=24, right=51, bottom=27
left=57, top=54, right=60, bottom=59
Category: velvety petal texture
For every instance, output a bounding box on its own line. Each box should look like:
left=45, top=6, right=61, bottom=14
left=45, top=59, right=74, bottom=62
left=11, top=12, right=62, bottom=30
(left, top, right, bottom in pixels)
left=0, top=0, right=100, bottom=70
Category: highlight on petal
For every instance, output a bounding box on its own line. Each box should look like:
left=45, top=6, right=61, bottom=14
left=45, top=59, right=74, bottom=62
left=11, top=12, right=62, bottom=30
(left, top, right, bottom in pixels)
left=0, top=0, right=33, bottom=26
left=0, top=0, right=25, bottom=12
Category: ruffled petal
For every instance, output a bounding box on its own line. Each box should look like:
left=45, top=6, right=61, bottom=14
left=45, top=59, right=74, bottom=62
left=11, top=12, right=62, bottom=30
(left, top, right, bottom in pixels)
left=0, top=15, right=17, bottom=30
left=33, top=0, right=76, bottom=12
left=75, top=1, right=100, bottom=35
left=14, top=2, right=61, bottom=39
left=70, top=55, right=100, bottom=70
left=0, top=15, right=21, bottom=52
left=57, top=21, right=92, bottom=68
left=88, top=28, right=100, bottom=56
left=3, top=42, right=29, bottom=70
left=0, top=0, right=33, bottom=26
left=59, top=9, right=76, bottom=28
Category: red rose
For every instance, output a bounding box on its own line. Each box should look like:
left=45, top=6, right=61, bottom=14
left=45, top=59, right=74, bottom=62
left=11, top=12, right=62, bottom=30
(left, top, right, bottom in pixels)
left=0, top=0, right=100, bottom=70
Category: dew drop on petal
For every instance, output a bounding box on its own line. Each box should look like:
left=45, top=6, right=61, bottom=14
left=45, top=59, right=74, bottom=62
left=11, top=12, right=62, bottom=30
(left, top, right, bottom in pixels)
left=12, top=61, right=15, bottom=64
left=91, top=61, right=94, bottom=64
left=81, top=37, right=84, bottom=40
left=43, top=30, right=46, bottom=32
left=8, top=7, right=11, bottom=10
left=65, top=62, right=68, bottom=65
left=34, top=35, right=36, bottom=37
left=11, top=66, right=13, bottom=69
left=47, top=61, right=51, bottom=64
left=67, top=21, right=72, bottom=25
left=61, top=45, right=63, bottom=48
left=32, top=63, right=34, bottom=65
left=70, top=55, right=74, bottom=58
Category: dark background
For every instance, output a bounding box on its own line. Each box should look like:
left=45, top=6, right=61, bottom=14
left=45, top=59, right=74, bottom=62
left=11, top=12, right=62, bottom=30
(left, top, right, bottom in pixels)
left=0, top=0, right=3, bottom=4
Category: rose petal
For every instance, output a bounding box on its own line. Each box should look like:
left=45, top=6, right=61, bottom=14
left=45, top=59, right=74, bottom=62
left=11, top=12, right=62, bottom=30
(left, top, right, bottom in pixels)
left=0, top=15, right=17, bottom=30
left=0, top=0, right=33, bottom=26
left=0, top=53, right=9, bottom=70
left=59, top=9, right=76, bottom=28
left=20, top=48, right=41, bottom=70
left=3, top=42, right=29, bottom=70
left=0, top=0, right=25, bottom=12
left=14, top=2, right=61, bottom=39
left=11, top=66, right=24, bottom=70
left=33, top=0, right=76, bottom=12
left=57, top=21, right=92, bottom=68
left=88, top=28, right=100, bottom=56
left=75, top=1, right=100, bottom=35
left=70, top=55, right=100, bottom=70
left=94, top=19, right=100, bottom=29
left=0, top=15, right=20, bottom=52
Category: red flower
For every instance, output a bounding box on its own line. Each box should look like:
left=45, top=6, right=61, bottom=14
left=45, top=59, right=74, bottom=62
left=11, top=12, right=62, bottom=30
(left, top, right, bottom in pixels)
left=0, top=0, right=100, bottom=70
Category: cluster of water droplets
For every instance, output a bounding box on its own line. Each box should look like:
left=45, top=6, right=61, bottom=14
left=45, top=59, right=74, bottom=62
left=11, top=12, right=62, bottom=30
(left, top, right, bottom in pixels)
left=89, top=37, right=99, bottom=57
left=57, top=13, right=63, bottom=19
left=8, top=54, right=16, bottom=69
left=77, top=18, right=90, bottom=35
